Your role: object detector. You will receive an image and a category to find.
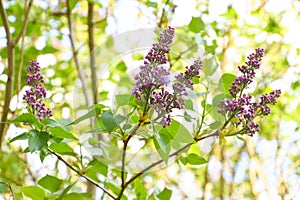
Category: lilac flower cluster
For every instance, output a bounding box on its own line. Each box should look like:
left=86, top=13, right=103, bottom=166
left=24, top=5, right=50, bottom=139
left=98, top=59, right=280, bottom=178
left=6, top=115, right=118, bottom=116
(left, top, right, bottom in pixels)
left=132, top=27, right=175, bottom=104
left=229, top=48, right=264, bottom=97
left=132, top=27, right=202, bottom=127
left=23, top=60, right=52, bottom=121
left=218, top=49, right=281, bottom=136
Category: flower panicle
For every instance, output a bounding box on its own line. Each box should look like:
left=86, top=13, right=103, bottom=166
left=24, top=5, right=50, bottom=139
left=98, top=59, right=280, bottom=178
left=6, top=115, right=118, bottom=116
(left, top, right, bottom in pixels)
left=23, top=60, right=52, bottom=121
left=230, top=48, right=265, bottom=98
left=218, top=49, right=281, bottom=136
left=132, top=27, right=202, bottom=127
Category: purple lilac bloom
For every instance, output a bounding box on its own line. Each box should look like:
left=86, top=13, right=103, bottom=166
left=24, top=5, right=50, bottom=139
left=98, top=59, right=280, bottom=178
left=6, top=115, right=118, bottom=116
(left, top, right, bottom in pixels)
left=150, top=60, right=202, bottom=127
left=218, top=49, right=281, bottom=136
left=23, top=60, right=52, bottom=121
left=132, top=27, right=175, bottom=102
left=254, top=89, right=281, bottom=116
left=229, top=48, right=264, bottom=97
left=132, top=27, right=202, bottom=127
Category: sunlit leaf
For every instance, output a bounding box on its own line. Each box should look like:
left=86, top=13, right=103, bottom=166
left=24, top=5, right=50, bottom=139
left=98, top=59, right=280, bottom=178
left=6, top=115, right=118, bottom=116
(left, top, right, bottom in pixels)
left=156, top=187, right=172, bottom=200
left=50, top=126, right=77, bottom=140
left=13, top=113, right=36, bottom=124
left=186, top=153, right=207, bottom=165
left=21, top=186, right=45, bottom=200
left=10, top=132, right=28, bottom=143
left=38, top=174, right=62, bottom=193
left=188, top=17, right=205, bottom=33
left=49, top=142, right=76, bottom=156
left=153, top=131, right=172, bottom=164
left=218, top=73, right=236, bottom=96
left=202, top=55, right=219, bottom=76
left=134, top=178, right=147, bottom=200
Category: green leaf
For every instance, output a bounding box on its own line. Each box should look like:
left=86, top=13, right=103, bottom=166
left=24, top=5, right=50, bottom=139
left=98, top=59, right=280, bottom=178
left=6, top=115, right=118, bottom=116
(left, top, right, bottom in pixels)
left=38, top=174, right=62, bottom=193
left=134, top=178, right=147, bottom=200
left=68, top=0, right=78, bottom=11
left=212, top=94, right=226, bottom=107
left=186, top=153, right=207, bottom=165
left=116, top=61, right=127, bottom=72
left=156, top=187, right=172, bottom=200
left=0, top=183, right=7, bottom=193
left=179, top=156, right=188, bottom=165
left=185, top=99, right=194, bottom=110
left=153, top=132, right=172, bottom=164
left=13, top=113, right=36, bottom=124
left=114, top=114, right=127, bottom=124
left=10, top=132, right=28, bottom=143
left=105, top=35, right=114, bottom=48
left=42, top=118, right=61, bottom=127
left=188, top=17, right=205, bottom=33
left=39, top=149, right=48, bottom=162
left=50, top=126, right=77, bottom=140
left=101, top=112, right=124, bottom=133
left=166, top=120, right=193, bottom=143
left=218, top=73, right=236, bottom=95
left=211, top=94, right=226, bottom=121
left=115, top=94, right=134, bottom=107
left=63, top=192, right=91, bottom=200
left=68, top=107, right=102, bottom=125
left=202, top=55, right=219, bottom=76
left=21, top=186, right=45, bottom=200
left=28, top=130, right=49, bottom=152
left=57, top=183, right=76, bottom=200
left=49, top=142, right=75, bottom=156
left=88, top=159, right=108, bottom=176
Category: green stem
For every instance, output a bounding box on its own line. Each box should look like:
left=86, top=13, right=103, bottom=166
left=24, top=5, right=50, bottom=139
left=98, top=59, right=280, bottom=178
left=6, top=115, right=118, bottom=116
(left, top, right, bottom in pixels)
left=196, top=88, right=208, bottom=136
left=143, top=87, right=152, bottom=116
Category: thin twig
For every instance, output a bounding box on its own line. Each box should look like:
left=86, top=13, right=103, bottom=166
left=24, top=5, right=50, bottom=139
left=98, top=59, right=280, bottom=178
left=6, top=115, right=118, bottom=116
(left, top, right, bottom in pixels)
left=119, top=124, right=141, bottom=199
left=66, top=0, right=91, bottom=107
left=169, top=43, right=197, bottom=69
left=0, top=181, right=14, bottom=200
left=15, top=0, right=29, bottom=120
left=15, top=0, right=33, bottom=43
left=0, top=1, right=11, bottom=40
left=157, top=0, right=170, bottom=28
left=48, top=148, right=116, bottom=199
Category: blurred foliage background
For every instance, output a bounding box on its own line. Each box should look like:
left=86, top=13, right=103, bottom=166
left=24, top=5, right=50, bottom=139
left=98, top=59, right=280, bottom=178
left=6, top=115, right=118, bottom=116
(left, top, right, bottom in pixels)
left=0, top=0, right=300, bottom=199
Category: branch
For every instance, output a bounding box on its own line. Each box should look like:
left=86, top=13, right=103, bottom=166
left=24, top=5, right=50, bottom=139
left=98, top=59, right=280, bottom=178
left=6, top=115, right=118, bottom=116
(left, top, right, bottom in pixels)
left=15, top=0, right=33, bottom=43
left=169, top=43, right=197, bottom=69
left=14, top=0, right=30, bottom=120
left=66, top=0, right=91, bottom=107
left=0, top=0, right=11, bottom=40
left=116, top=130, right=219, bottom=199
left=88, top=2, right=98, bottom=104
left=157, top=0, right=170, bottom=28
left=0, top=0, right=34, bottom=149
left=48, top=148, right=116, bottom=200
left=118, top=124, right=141, bottom=200
left=0, top=181, right=14, bottom=200
left=0, top=0, right=15, bottom=149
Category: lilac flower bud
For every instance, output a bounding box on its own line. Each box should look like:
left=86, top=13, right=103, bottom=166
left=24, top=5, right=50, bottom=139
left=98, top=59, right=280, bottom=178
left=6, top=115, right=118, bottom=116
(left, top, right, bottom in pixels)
left=246, top=122, right=260, bottom=136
